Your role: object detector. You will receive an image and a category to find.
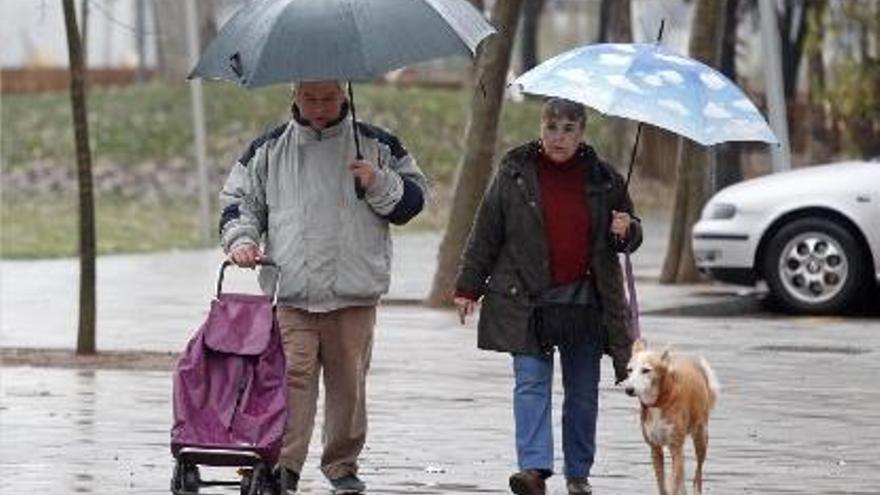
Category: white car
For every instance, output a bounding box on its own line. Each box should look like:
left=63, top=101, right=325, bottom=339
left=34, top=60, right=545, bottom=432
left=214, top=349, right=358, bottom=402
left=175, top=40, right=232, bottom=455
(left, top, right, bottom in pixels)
left=692, top=161, right=880, bottom=313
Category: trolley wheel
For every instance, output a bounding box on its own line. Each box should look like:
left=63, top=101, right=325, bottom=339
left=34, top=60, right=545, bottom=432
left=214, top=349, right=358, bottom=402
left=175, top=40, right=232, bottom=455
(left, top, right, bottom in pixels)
left=240, top=468, right=253, bottom=495
left=171, top=461, right=201, bottom=494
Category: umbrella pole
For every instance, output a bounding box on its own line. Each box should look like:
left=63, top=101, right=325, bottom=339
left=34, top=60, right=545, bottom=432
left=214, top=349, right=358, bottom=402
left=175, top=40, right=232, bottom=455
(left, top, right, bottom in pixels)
left=624, top=20, right=663, bottom=196
left=623, top=122, right=643, bottom=196
left=347, top=82, right=366, bottom=199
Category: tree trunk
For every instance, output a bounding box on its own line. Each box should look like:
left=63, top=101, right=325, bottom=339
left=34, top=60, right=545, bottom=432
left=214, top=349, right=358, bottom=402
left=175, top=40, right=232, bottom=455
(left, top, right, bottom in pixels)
left=805, top=0, right=832, bottom=162
left=634, top=126, right=679, bottom=181
left=519, top=0, right=546, bottom=72
left=628, top=8, right=676, bottom=183
left=660, top=0, right=726, bottom=284
left=62, top=0, right=97, bottom=355
left=601, top=0, right=634, bottom=174
left=779, top=0, right=809, bottom=100
left=714, top=0, right=743, bottom=192
left=426, top=0, right=522, bottom=307
left=80, top=0, right=88, bottom=67
left=598, top=0, right=631, bottom=43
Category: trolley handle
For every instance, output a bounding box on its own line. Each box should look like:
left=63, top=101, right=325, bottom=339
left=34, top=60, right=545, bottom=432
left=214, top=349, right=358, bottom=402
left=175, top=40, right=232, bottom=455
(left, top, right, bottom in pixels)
left=216, top=259, right=278, bottom=298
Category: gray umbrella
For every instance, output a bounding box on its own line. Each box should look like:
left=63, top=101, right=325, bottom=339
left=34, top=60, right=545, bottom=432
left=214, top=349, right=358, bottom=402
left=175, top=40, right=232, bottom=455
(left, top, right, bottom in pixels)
left=189, top=0, right=494, bottom=197
left=189, top=0, right=494, bottom=88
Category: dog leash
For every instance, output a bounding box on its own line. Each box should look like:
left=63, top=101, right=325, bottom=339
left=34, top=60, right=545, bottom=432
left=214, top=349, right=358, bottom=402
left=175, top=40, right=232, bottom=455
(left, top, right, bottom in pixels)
left=623, top=248, right=641, bottom=341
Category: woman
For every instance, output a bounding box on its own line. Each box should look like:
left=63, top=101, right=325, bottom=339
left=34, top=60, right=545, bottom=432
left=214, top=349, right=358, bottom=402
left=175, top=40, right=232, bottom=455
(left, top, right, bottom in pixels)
left=454, top=98, right=642, bottom=495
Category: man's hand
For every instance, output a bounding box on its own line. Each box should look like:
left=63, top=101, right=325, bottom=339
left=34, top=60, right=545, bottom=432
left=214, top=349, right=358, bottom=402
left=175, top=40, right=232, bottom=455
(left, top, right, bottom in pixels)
left=349, top=159, right=378, bottom=191
left=611, top=210, right=633, bottom=238
left=229, top=243, right=262, bottom=269
left=453, top=296, right=476, bottom=325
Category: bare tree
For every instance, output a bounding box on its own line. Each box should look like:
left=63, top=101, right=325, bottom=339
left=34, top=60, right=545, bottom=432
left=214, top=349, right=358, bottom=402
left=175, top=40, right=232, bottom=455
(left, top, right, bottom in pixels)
left=426, top=0, right=523, bottom=307
left=596, top=0, right=635, bottom=174
left=80, top=0, right=89, bottom=67
left=660, top=0, right=726, bottom=284
left=597, top=0, right=631, bottom=43
left=519, top=0, right=546, bottom=72
left=777, top=0, right=810, bottom=99
left=714, top=0, right=743, bottom=191
left=629, top=15, right=679, bottom=184
left=62, top=0, right=97, bottom=354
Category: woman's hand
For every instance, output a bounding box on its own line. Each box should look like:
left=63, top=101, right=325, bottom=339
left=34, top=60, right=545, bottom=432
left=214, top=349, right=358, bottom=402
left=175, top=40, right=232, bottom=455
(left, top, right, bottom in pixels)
left=453, top=296, right=477, bottom=325
left=610, top=210, right=632, bottom=238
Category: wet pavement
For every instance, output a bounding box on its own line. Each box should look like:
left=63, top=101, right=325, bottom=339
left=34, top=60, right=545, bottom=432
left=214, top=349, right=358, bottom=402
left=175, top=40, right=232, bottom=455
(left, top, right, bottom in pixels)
left=3, top=220, right=880, bottom=494
left=3, top=308, right=879, bottom=494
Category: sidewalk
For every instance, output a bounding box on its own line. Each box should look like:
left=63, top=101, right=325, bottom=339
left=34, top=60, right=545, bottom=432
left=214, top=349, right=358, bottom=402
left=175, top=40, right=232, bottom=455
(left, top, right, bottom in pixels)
left=0, top=219, right=754, bottom=353
left=9, top=227, right=877, bottom=494
left=2, top=304, right=879, bottom=494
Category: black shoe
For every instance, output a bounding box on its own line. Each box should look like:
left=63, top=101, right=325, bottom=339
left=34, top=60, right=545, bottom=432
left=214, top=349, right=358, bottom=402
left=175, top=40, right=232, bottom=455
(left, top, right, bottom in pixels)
left=508, top=470, right=547, bottom=495
left=330, top=473, right=366, bottom=494
left=276, top=467, right=300, bottom=494
left=566, top=477, right=592, bottom=495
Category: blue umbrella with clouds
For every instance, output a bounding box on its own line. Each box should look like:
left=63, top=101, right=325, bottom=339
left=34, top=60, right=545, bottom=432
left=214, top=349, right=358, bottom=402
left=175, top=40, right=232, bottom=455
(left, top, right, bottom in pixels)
left=510, top=39, right=778, bottom=189
left=511, top=33, right=779, bottom=340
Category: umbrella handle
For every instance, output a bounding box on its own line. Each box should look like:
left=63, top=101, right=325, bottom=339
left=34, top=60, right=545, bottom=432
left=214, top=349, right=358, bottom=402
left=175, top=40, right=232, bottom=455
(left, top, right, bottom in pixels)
left=348, top=82, right=366, bottom=199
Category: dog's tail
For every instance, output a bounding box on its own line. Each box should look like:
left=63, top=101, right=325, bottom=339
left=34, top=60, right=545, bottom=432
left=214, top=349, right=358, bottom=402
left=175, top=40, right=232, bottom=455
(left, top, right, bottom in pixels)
left=699, top=357, right=720, bottom=410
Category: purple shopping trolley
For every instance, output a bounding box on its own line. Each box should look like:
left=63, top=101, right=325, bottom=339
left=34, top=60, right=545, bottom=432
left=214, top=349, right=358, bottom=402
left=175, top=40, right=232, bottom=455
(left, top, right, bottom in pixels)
left=171, top=260, right=287, bottom=495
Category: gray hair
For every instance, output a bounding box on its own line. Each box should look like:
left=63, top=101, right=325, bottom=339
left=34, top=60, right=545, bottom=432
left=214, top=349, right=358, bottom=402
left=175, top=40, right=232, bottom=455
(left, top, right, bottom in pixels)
left=542, top=98, right=586, bottom=127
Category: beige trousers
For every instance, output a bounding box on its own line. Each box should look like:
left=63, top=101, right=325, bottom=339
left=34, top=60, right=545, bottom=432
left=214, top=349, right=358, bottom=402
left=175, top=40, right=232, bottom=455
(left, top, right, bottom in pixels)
left=276, top=305, right=375, bottom=480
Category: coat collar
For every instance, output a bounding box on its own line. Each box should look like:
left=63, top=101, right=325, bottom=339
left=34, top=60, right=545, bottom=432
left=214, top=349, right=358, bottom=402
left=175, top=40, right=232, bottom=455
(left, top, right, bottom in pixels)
left=504, top=140, right=614, bottom=192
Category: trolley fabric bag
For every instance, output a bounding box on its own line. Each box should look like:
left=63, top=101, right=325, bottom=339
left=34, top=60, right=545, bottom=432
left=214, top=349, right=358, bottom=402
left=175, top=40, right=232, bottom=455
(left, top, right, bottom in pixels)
left=171, top=283, right=287, bottom=463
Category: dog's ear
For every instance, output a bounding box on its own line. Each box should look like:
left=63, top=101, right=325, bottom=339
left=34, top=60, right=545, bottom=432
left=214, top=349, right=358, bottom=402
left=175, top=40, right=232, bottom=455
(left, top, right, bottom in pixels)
left=632, top=338, right=647, bottom=354
left=660, top=346, right=672, bottom=364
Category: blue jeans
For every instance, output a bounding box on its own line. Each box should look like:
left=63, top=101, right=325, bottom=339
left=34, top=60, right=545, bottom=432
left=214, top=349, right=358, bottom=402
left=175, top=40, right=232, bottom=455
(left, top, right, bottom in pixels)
left=512, top=335, right=602, bottom=479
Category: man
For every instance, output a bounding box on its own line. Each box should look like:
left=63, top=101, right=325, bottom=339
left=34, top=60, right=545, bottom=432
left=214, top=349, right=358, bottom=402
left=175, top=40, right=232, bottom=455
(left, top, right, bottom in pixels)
left=220, top=80, right=426, bottom=494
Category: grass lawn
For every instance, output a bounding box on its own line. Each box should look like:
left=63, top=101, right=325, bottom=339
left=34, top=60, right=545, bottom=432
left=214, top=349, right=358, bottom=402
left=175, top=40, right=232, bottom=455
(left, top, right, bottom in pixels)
left=1, top=195, right=205, bottom=258
left=1, top=81, right=649, bottom=259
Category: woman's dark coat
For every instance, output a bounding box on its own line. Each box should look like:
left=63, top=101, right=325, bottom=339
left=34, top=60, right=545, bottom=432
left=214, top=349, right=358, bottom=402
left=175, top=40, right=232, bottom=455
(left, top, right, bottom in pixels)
left=455, top=141, right=642, bottom=383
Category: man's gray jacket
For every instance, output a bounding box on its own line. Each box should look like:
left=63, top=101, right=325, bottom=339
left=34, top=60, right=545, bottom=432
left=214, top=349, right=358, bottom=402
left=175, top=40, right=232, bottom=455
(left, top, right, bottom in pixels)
left=219, top=109, right=426, bottom=312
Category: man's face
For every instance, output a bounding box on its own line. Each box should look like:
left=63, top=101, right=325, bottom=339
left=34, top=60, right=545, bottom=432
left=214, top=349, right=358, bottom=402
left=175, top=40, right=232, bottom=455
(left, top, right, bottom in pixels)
left=540, top=117, right=583, bottom=163
left=295, top=81, right=346, bottom=129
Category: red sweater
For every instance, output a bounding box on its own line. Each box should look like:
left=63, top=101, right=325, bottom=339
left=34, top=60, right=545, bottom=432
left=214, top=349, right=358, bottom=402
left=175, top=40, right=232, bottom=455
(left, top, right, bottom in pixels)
left=536, top=152, right=591, bottom=286
left=454, top=152, right=592, bottom=301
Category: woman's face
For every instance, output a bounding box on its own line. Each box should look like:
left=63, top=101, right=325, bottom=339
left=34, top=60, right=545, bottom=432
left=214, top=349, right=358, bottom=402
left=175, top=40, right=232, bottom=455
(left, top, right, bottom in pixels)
left=540, top=117, right=583, bottom=163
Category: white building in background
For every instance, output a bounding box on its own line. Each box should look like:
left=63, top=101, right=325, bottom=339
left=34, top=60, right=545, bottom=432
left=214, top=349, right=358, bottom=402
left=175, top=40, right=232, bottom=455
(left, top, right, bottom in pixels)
left=0, top=0, right=244, bottom=69
left=2, top=0, right=150, bottom=68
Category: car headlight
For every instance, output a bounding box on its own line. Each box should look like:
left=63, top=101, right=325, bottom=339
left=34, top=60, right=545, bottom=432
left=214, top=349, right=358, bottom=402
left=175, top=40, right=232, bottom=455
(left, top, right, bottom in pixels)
left=706, top=202, right=737, bottom=219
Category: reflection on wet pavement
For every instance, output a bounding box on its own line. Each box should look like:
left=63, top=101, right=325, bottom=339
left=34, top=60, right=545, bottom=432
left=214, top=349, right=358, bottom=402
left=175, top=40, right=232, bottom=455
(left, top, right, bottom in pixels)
left=3, top=306, right=880, bottom=493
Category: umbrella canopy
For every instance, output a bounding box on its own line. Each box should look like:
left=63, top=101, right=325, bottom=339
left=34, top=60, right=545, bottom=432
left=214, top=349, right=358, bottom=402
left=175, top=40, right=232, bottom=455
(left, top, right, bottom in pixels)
left=190, top=0, right=495, bottom=88
left=511, top=42, right=777, bottom=146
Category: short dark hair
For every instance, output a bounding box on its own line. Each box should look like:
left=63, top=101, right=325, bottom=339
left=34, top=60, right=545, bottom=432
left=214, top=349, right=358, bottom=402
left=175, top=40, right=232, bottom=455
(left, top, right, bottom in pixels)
left=542, top=98, right=586, bottom=127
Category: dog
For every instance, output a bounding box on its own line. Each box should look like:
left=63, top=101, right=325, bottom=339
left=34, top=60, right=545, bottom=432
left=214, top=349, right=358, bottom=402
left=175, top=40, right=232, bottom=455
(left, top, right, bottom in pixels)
left=622, top=339, right=720, bottom=495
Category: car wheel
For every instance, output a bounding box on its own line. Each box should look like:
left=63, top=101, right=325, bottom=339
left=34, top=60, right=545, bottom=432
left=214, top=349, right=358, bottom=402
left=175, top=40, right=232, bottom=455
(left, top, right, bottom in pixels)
left=762, top=217, right=865, bottom=313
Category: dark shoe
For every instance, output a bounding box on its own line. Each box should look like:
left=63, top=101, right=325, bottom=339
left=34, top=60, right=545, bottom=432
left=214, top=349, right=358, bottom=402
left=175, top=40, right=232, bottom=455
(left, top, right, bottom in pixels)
left=276, top=467, right=300, bottom=494
left=566, top=477, right=592, bottom=495
left=508, top=470, right=547, bottom=495
left=330, top=474, right=366, bottom=494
